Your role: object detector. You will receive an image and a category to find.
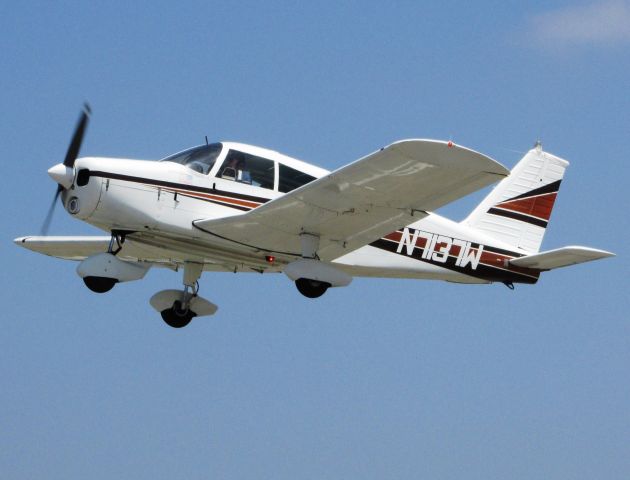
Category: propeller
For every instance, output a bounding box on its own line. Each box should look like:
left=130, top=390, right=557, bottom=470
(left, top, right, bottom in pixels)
left=40, top=103, right=91, bottom=235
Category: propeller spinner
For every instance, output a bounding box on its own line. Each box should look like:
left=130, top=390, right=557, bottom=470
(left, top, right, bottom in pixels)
left=41, top=103, right=91, bottom=235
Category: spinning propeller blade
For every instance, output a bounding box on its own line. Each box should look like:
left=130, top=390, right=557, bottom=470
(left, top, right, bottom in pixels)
left=63, top=103, right=91, bottom=168
left=40, top=185, right=63, bottom=236
left=40, top=103, right=91, bottom=235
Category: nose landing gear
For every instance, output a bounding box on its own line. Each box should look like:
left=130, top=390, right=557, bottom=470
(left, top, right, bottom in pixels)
left=149, top=262, right=218, bottom=328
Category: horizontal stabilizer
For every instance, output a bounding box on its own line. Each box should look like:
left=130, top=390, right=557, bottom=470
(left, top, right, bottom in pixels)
left=509, top=246, right=614, bottom=270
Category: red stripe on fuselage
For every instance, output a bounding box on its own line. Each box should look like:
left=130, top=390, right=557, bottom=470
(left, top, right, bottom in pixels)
left=161, top=187, right=262, bottom=210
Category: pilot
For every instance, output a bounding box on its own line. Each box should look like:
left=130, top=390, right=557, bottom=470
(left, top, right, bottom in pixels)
left=223, top=155, right=251, bottom=183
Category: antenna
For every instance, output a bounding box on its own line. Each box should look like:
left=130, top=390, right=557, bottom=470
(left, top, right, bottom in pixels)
left=205, top=135, right=209, bottom=145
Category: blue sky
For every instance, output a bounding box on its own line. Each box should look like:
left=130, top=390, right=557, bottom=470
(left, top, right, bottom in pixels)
left=1, top=1, right=628, bottom=478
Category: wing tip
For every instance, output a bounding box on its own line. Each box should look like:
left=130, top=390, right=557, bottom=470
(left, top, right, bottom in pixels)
left=564, top=245, right=616, bottom=258
left=388, top=139, right=510, bottom=177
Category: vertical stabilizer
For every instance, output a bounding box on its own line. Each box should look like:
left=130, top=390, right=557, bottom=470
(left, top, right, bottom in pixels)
left=462, top=144, right=568, bottom=253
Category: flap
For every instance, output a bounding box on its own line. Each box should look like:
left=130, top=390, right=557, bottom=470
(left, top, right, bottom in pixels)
left=509, top=246, right=615, bottom=270
left=194, top=139, right=508, bottom=261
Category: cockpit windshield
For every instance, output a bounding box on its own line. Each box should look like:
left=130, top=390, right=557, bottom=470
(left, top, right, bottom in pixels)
left=160, top=143, right=223, bottom=174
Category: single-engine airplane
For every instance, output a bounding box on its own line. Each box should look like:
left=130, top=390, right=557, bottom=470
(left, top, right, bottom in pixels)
left=15, top=105, right=614, bottom=327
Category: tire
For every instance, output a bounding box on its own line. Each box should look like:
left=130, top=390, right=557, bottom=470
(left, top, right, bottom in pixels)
left=295, top=278, right=330, bottom=298
left=83, top=276, right=117, bottom=293
left=160, top=300, right=195, bottom=328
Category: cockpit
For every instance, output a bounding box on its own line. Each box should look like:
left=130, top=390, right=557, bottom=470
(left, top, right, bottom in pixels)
left=160, top=142, right=318, bottom=193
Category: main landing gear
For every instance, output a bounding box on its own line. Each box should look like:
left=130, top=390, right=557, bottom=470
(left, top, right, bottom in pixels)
left=77, top=231, right=148, bottom=293
left=82, top=232, right=124, bottom=293
left=149, top=262, right=218, bottom=328
left=286, top=233, right=351, bottom=299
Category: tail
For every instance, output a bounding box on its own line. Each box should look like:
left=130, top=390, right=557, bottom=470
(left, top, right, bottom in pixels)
left=462, top=143, right=568, bottom=253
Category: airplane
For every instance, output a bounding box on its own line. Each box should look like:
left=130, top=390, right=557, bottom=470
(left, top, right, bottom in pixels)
left=15, top=105, right=614, bottom=328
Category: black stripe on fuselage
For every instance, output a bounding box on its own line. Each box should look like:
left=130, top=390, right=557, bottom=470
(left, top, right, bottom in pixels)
left=88, top=170, right=272, bottom=205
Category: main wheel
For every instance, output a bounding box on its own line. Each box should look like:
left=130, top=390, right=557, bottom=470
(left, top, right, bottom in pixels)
left=295, top=278, right=330, bottom=298
left=160, top=300, right=195, bottom=328
left=83, top=276, right=117, bottom=293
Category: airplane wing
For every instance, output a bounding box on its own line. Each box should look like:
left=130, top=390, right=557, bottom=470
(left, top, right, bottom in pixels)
left=193, top=139, right=509, bottom=261
left=14, top=235, right=180, bottom=264
left=15, top=236, right=112, bottom=260
left=14, top=236, right=187, bottom=269
left=14, top=235, right=260, bottom=272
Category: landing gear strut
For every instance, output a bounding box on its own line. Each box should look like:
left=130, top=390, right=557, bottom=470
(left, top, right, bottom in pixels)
left=294, top=233, right=330, bottom=299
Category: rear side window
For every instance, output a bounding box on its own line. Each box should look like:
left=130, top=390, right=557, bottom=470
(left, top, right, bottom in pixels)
left=279, top=164, right=316, bottom=193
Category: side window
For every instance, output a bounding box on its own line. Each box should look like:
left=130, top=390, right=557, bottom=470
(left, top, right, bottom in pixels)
left=279, top=164, right=316, bottom=193
left=218, top=150, right=275, bottom=190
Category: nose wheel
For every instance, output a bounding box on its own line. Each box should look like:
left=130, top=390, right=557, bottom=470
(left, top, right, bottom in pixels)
left=160, top=299, right=196, bottom=328
left=160, top=278, right=199, bottom=328
left=149, top=262, right=218, bottom=328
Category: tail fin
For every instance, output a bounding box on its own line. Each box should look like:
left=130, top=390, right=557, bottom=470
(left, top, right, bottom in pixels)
left=462, top=143, right=568, bottom=253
